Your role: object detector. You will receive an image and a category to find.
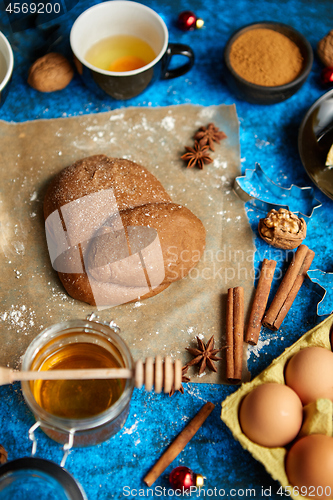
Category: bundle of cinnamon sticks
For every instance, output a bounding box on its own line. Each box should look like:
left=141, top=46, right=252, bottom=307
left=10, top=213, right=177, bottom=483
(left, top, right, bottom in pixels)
left=262, top=245, right=315, bottom=331
left=226, top=244, right=315, bottom=383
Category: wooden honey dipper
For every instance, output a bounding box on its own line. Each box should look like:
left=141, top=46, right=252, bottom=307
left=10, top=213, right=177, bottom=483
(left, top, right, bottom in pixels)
left=0, top=356, right=182, bottom=394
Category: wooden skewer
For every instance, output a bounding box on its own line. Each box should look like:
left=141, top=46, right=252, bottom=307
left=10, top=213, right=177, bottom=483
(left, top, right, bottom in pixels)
left=0, top=367, right=133, bottom=384
left=0, top=356, right=182, bottom=394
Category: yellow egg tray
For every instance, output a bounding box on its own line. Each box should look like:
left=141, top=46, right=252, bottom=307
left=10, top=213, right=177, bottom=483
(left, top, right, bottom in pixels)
left=221, top=313, right=333, bottom=500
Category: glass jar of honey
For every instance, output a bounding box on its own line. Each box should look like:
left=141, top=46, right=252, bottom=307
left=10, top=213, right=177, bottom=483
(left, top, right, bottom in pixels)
left=21, top=318, right=134, bottom=448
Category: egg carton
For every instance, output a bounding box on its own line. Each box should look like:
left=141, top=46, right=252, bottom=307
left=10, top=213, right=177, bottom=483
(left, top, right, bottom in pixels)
left=221, top=314, right=333, bottom=500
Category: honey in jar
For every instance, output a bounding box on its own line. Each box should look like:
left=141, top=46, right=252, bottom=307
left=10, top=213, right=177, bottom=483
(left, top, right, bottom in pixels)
left=31, top=342, right=125, bottom=419
left=21, top=319, right=134, bottom=447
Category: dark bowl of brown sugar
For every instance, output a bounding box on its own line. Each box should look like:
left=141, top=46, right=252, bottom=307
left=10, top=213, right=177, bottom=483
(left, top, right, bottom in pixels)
left=223, top=22, right=313, bottom=104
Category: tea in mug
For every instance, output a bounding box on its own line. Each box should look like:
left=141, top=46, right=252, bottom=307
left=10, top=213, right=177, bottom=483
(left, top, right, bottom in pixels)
left=85, top=34, right=156, bottom=72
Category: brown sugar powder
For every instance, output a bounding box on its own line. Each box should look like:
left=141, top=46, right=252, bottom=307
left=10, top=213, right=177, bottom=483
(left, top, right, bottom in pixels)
left=229, top=28, right=304, bottom=86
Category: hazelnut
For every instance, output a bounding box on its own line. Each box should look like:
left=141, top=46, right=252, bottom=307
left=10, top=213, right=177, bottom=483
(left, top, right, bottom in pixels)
left=317, top=30, right=333, bottom=68
left=258, top=208, right=306, bottom=250
left=28, top=52, right=74, bottom=92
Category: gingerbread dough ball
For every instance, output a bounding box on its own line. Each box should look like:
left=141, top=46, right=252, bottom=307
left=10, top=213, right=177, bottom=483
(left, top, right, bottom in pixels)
left=44, top=155, right=206, bottom=306
left=87, top=203, right=205, bottom=286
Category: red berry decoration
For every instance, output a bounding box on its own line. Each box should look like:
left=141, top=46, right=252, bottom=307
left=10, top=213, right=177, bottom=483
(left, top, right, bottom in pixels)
left=321, top=67, right=333, bottom=87
left=169, top=466, right=204, bottom=490
left=177, top=11, right=204, bottom=31
left=177, top=11, right=196, bottom=31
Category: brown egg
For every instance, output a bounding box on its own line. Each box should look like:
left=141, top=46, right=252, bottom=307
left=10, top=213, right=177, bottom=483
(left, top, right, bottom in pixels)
left=286, top=434, right=333, bottom=500
left=285, top=346, right=333, bottom=405
left=239, top=383, right=303, bottom=447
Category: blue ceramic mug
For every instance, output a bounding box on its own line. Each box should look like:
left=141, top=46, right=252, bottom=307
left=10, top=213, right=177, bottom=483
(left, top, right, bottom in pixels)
left=0, top=32, right=13, bottom=109
left=70, top=1, right=195, bottom=100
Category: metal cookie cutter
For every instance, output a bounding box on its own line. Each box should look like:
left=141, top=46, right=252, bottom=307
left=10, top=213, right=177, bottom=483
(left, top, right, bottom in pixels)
left=307, top=269, right=333, bottom=316
left=234, top=163, right=322, bottom=220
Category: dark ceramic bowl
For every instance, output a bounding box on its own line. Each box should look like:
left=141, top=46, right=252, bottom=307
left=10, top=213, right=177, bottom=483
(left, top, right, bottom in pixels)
left=223, top=22, right=313, bottom=105
left=298, top=88, right=333, bottom=200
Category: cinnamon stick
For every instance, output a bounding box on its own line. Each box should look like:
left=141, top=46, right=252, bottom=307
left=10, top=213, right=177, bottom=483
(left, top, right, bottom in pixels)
left=245, top=259, right=276, bottom=345
left=143, top=402, right=215, bottom=487
left=263, top=245, right=315, bottom=330
left=226, top=287, right=234, bottom=380
left=226, top=286, right=244, bottom=383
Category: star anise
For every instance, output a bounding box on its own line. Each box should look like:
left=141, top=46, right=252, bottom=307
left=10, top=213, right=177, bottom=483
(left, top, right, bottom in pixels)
left=169, top=365, right=191, bottom=397
left=181, top=141, right=213, bottom=169
left=194, top=123, right=227, bottom=151
left=185, top=335, right=222, bottom=375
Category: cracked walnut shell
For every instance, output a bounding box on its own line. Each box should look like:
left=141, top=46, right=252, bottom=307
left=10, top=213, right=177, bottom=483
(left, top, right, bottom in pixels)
left=28, top=53, right=74, bottom=93
left=258, top=208, right=306, bottom=250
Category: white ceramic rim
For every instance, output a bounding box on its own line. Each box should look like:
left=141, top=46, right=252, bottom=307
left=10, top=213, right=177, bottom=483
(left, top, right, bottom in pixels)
left=70, top=0, right=169, bottom=77
left=0, top=31, right=14, bottom=92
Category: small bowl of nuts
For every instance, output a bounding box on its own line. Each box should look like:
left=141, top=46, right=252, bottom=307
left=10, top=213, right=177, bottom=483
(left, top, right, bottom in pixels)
left=0, top=31, right=14, bottom=109
left=258, top=208, right=307, bottom=249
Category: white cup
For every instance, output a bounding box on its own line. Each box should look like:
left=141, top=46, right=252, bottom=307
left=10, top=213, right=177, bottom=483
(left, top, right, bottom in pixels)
left=0, top=31, right=14, bottom=108
left=70, top=1, right=194, bottom=100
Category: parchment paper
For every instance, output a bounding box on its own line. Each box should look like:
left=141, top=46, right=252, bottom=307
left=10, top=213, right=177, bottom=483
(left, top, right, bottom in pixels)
left=0, top=104, right=255, bottom=383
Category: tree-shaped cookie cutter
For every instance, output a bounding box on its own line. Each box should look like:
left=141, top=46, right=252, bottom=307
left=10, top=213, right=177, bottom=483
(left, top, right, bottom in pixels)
left=235, top=164, right=330, bottom=317
left=234, top=163, right=322, bottom=220
left=307, top=270, right=333, bottom=317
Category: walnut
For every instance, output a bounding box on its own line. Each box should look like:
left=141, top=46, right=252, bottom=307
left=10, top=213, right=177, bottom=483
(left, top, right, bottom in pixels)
left=317, top=29, right=333, bottom=67
left=28, top=53, right=74, bottom=92
left=258, top=208, right=306, bottom=250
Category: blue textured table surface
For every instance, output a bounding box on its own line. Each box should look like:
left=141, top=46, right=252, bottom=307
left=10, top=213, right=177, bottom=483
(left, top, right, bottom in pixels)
left=0, top=0, right=333, bottom=499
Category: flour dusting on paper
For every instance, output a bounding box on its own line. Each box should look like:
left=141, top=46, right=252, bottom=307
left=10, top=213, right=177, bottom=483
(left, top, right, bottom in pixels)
left=160, top=116, right=175, bottom=131
left=0, top=105, right=255, bottom=383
